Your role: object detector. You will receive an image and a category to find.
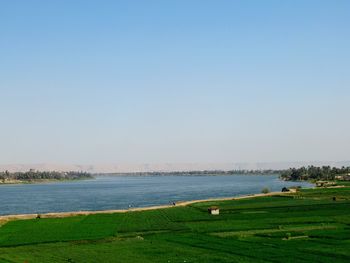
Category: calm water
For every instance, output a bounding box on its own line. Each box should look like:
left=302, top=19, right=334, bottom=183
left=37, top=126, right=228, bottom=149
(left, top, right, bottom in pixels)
left=0, top=175, right=313, bottom=216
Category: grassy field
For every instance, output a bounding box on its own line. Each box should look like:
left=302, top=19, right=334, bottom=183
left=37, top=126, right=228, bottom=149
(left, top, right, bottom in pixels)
left=0, top=187, right=349, bottom=262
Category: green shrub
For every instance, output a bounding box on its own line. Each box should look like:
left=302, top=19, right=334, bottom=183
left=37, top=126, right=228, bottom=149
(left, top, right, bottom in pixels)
left=261, top=187, right=270, bottom=194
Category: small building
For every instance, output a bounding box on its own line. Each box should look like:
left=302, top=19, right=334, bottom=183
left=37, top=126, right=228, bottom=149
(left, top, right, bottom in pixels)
left=208, top=206, right=219, bottom=215
left=316, top=181, right=336, bottom=187
left=282, top=187, right=298, bottom=193
left=335, top=175, right=350, bottom=181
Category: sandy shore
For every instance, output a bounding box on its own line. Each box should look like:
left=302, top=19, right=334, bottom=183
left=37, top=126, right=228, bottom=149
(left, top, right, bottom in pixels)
left=0, top=191, right=290, bottom=223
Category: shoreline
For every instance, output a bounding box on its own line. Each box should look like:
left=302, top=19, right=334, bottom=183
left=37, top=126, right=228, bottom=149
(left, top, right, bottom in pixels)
left=0, top=178, right=94, bottom=185
left=0, top=191, right=292, bottom=223
left=0, top=174, right=278, bottom=185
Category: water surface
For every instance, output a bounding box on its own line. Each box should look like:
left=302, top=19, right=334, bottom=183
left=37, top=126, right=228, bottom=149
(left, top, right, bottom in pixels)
left=0, top=175, right=313, bottom=216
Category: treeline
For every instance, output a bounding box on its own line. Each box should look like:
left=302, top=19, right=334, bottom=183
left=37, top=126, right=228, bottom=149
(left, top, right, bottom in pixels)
left=0, top=170, right=93, bottom=182
left=280, top=166, right=350, bottom=181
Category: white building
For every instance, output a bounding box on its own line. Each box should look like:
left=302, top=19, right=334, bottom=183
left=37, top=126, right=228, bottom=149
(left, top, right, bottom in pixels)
left=208, top=206, right=220, bottom=215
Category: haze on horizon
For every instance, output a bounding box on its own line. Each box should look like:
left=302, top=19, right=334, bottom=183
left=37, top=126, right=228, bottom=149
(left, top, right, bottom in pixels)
left=0, top=1, right=349, bottom=166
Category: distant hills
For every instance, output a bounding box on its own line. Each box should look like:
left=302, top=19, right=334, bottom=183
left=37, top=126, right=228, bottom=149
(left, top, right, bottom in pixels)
left=0, top=161, right=349, bottom=174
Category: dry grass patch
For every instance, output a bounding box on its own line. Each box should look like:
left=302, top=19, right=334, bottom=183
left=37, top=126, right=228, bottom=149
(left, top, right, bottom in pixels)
left=211, top=224, right=338, bottom=237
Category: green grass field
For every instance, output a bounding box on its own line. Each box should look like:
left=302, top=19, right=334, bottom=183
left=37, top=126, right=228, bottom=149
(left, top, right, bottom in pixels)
left=0, top=187, right=349, bottom=262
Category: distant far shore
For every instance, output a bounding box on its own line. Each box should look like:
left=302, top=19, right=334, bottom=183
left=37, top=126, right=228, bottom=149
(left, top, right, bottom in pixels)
left=0, top=169, right=283, bottom=185
left=96, top=170, right=282, bottom=176
left=2, top=161, right=350, bottom=174
left=0, top=170, right=93, bottom=185
left=2, top=165, right=350, bottom=184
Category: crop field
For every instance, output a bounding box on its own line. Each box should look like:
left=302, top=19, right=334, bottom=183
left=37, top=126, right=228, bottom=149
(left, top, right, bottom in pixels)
left=0, top=187, right=349, bottom=262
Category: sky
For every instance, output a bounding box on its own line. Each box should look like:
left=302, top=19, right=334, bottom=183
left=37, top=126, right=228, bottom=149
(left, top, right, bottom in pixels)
left=0, top=0, right=349, bottom=165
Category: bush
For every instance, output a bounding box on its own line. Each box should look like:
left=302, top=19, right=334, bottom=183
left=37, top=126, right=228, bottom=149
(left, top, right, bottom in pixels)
left=261, top=187, right=270, bottom=194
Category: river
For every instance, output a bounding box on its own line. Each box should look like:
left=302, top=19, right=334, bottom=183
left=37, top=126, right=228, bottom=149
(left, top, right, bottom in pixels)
left=0, top=174, right=313, bottom=215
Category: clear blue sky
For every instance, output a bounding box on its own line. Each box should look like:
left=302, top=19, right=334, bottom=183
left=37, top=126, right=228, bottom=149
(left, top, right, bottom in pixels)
left=0, top=0, right=349, bottom=164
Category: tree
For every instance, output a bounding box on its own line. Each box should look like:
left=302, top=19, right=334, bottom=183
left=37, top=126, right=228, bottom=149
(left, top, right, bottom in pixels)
left=262, top=187, right=270, bottom=194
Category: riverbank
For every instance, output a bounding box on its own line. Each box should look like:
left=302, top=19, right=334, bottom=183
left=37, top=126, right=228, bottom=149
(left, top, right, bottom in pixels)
left=0, top=179, right=74, bottom=185
left=0, top=177, right=94, bottom=185
left=0, top=190, right=292, bottom=222
left=0, top=171, right=93, bottom=185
